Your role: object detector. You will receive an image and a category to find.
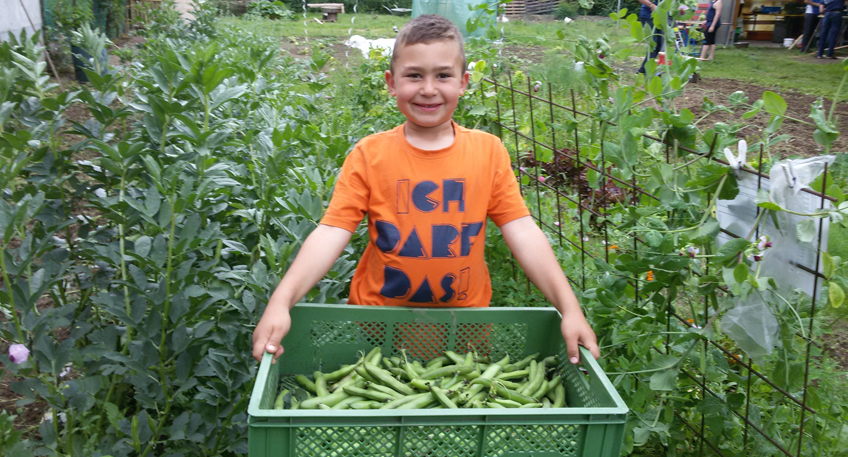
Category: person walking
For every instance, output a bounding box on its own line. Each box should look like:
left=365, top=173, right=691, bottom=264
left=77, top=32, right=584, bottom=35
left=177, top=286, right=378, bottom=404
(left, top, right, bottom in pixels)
left=817, top=0, right=845, bottom=59
left=637, top=0, right=664, bottom=74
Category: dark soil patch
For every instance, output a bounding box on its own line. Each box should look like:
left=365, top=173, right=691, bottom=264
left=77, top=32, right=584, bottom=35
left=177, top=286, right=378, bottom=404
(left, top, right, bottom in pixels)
left=0, top=344, right=48, bottom=438
left=675, top=78, right=848, bottom=159
left=825, top=319, right=848, bottom=371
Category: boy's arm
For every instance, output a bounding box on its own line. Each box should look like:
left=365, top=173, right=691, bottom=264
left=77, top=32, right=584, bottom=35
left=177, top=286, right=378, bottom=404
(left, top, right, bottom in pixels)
left=252, top=224, right=353, bottom=362
left=499, top=216, right=600, bottom=364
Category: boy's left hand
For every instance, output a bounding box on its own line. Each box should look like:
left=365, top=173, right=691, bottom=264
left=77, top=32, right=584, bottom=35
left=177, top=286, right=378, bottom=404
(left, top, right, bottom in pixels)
left=561, top=309, right=600, bottom=364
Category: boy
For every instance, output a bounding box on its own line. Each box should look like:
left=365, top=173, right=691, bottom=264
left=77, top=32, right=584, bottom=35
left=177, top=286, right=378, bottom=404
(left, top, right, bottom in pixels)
left=252, top=15, right=599, bottom=365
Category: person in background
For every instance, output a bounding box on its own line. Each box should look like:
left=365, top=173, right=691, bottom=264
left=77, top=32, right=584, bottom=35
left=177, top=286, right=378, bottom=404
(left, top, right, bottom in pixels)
left=637, top=0, right=664, bottom=74
left=699, top=0, right=723, bottom=60
left=801, top=0, right=822, bottom=53
left=817, top=0, right=845, bottom=59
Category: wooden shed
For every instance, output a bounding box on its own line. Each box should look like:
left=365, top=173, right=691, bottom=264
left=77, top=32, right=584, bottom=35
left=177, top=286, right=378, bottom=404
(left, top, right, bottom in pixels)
left=504, top=0, right=560, bottom=16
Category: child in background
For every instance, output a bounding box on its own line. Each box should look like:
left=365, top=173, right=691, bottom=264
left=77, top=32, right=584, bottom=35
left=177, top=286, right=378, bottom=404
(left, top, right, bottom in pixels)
left=252, top=15, right=599, bottom=365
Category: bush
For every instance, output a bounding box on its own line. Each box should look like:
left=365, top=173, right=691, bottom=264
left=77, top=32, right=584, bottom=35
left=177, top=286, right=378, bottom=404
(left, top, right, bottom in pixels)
left=246, top=0, right=294, bottom=19
left=586, top=0, right=642, bottom=17
left=553, top=1, right=581, bottom=19
left=276, top=0, right=411, bottom=14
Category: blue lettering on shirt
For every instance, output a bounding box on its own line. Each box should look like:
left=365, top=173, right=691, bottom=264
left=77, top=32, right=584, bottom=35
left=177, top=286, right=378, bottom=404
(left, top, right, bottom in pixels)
left=443, top=179, right=466, bottom=212
left=381, top=265, right=412, bottom=298
left=412, top=181, right=439, bottom=212
left=377, top=179, right=486, bottom=303
left=432, top=224, right=459, bottom=258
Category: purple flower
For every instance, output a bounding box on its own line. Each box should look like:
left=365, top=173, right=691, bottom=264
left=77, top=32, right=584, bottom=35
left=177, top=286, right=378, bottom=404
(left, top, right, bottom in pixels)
left=757, top=236, right=768, bottom=251
left=554, top=221, right=560, bottom=227
left=754, top=255, right=762, bottom=262
left=9, top=344, right=29, bottom=364
left=687, top=246, right=699, bottom=258
left=533, top=83, right=541, bottom=92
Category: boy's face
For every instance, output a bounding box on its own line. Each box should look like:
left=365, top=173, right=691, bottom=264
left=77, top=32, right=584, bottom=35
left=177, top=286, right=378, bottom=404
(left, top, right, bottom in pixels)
left=386, top=40, right=469, bottom=136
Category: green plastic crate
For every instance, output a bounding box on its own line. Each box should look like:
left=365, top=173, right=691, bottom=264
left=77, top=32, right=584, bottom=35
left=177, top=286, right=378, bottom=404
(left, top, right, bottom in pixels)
left=248, top=304, right=628, bottom=457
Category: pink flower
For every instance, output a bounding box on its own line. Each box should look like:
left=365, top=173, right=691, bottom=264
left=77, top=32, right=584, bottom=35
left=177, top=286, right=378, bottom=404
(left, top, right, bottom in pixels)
left=757, top=236, right=768, bottom=251
left=538, top=176, right=546, bottom=183
left=533, top=83, right=541, bottom=92
left=9, top=344, right=29, bottom=364
left=687, top=246, right=699, bottom=258
left=678, top=5, right=689, bottom=13
left=554, top=221, right=560, bottom=227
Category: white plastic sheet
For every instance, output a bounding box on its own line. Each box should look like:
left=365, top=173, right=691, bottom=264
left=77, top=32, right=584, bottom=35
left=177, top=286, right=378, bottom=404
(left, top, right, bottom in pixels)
left=721, top=294, right=780, bottom=360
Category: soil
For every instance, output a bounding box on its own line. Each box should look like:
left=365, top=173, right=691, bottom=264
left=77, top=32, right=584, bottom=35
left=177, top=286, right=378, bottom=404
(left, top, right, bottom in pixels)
left=672, top=79, right=848, bottom=159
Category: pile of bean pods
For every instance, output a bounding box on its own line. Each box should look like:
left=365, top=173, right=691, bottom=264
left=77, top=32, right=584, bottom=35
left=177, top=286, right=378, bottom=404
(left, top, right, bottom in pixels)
left=273, top=347, right=567, bottom=410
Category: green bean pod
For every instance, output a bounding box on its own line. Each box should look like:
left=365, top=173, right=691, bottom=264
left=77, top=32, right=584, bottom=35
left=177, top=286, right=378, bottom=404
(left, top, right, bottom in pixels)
left=331, top=395, right=366, bottom=410
left=295, top=375, right=317, bottom=393
left=274, top=389, right=289, bottom=410
left=365, top=382, right=404, bottom=399
left=379, top=392, right=431, bottom=409
left=343, top=386, right=396, bottom=403
left=471, top=377, right=537, bottom=404
left=314, top=371, right=329, bottom=397
left=552, top=383, right=566, bottom=408
left=429, top=384, right=458, bottom=409
left=420, top=364, right=473, bottom=380
left=300, top=389, right=350, bottom=409
left=323, top=364, right=356, bottom=383
left=397, top=392, right=436, bottom=410
left=363, top=362, right=416, bottom=395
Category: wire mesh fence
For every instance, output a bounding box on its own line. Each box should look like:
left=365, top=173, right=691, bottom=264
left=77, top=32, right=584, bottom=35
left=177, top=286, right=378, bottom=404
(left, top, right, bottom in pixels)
left=482, top=70, right=837, bottom=456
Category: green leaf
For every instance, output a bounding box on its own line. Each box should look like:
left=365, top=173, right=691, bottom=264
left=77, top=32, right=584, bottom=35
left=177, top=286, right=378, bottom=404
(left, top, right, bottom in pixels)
left=647, top=355, right=679, bottom=391
left=823, top=252, right=835, bottom=279
left=468, top=105, right=487, bottom=116
left=796, top=219, right=816, bottom=243
left=645, top=230, right=663, bottom=247
left=728, top=91, right=748, bottom=105
left=648, top=75, right=663, bottom=97
left=718, top=238, right=749, bottom=266
left=742, top=99, right=763, bottom=119
left=755, top=189, right=782, bottom=211
left=762, top=91, right=787, bottom=116
left=830, top=282, right=845, bottom=308
left=135, top=236, right=152, bottom=257
left=733, top=262, right=748, bottom=283
left=697, top=218, right=720, bottom=239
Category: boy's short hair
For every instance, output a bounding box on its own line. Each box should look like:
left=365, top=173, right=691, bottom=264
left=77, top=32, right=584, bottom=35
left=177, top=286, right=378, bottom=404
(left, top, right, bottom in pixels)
left=391, top=14, right=467, bottom=73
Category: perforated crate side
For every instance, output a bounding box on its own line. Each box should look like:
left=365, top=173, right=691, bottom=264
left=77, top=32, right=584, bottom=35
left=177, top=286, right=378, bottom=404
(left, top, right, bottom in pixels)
left=248, top=304, right=628, bottom=457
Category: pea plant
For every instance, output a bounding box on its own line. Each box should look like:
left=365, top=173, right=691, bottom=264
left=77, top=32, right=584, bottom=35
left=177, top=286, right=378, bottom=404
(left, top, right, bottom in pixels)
left=482, top=2, right=848, bottom=455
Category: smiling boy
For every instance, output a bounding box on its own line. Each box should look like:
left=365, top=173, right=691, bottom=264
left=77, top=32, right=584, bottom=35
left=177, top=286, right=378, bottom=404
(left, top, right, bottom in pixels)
left=252, top=15, right=599, bottom=365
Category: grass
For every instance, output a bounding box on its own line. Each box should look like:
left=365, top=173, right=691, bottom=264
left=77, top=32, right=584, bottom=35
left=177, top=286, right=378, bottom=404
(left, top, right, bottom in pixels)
left=695, top=46, right=847, bottom=97
left=221, top=12, right=847, bottom=100
left=218, top=13, right=406, bottom=39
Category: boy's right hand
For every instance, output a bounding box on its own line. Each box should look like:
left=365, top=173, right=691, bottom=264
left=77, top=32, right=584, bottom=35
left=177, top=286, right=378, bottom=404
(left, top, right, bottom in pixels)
left=252, top=304, right=292, bottom=363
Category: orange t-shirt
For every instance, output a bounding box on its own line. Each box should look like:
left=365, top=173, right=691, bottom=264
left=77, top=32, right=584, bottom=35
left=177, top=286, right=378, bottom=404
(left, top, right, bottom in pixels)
left=320, top=122, right=530, bottom=308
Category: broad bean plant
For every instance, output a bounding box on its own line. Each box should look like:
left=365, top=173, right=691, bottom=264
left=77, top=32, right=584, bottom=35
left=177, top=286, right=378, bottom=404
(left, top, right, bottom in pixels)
left=1, top=5, right=359, bottom=455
